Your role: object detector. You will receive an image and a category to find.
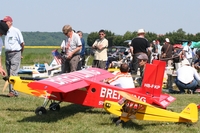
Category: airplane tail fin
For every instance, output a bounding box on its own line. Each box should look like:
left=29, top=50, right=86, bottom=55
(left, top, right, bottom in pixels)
left=179, top=103, right=198, bottom=123
left=141, top=60, right=166, bottom=97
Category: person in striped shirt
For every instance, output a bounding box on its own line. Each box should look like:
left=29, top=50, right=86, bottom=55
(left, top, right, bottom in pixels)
left=105, top=63, right=135, bottom=89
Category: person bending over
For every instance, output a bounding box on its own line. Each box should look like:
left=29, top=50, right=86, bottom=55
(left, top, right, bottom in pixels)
left=175, top=59, right=200, bottom=94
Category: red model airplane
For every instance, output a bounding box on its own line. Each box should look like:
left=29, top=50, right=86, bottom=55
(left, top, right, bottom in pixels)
left=9, top=60, right=176, bottom=115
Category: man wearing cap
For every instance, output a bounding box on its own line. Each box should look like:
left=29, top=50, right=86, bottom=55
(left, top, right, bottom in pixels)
left=2, top=16, right=25, bottom=97
left=175, top=58, right=200, bottom=94
left=130, top=29, right=150, bottom=75
left=161, top=38, right=174, bottom=92
left=161, top=38, right=174, bottom=65
left=62, top=25, right=82, bottom=72
left=136, top=53, right=148, bottom=86
left=0, top=21, right=9, bottom=76
left=105, top=63, right=135, bottom=88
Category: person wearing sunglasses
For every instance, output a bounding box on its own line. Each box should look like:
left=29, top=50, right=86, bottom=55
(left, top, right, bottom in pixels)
left=136, top=53, right=148, bottom=86
left=62, top=25, right=82, bottom=73
left=92, top=29, right=108, bottom=69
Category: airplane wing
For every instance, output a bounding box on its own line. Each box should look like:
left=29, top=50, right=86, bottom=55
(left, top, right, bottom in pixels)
left=28, top=68, right=114, bottom=93
left=117, top=91, right=155, bottom=108
left=18, top=69, right=33, bottom=74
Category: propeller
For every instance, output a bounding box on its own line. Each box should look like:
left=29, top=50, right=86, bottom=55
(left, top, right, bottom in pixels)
left=2, top=76, right=9, bottom=92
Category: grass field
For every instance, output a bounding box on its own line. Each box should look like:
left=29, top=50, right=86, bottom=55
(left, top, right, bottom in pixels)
left=0, top=48, right=200, bottom=133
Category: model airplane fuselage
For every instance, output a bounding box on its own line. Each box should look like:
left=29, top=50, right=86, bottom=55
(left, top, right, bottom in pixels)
left=104, top=91, right=198, bottom=124
left=8, top=60, right=175, bottom=115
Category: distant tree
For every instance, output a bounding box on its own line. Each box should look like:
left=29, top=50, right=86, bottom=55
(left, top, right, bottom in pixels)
left=20, top=29, right=200, bottom=46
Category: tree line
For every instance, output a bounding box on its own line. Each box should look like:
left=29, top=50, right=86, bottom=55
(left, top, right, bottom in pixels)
left=21, top=28, right=200, bottom=46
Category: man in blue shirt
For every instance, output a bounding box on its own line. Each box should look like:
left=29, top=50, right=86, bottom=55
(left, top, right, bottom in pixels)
left=77, top=31, right=85, bottom=69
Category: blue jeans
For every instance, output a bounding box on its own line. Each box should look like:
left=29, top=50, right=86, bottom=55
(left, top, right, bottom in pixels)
left=174, top=78, right=197, bottom=93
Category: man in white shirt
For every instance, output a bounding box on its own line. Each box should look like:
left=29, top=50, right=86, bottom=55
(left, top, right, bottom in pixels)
left=62, top=25, right=82, bottom=73
left=175, top=59, right=200, bottom=94
left=105, top=63, right=135, bottom=89
left=183, top=41, right=193, bottom=65
left=2, top=16, right=25, bottom=97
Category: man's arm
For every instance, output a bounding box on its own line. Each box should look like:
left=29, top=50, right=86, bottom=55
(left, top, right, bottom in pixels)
left=20, top=42, right=25, bottom=53
left=130, top=46, right=134, bottom=55
left=0, top=45, right=6, bottom=76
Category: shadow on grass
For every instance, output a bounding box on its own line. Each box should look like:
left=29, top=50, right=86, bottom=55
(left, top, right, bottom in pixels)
left=6, top=108, right=35, bottom=112
left=0, top=94, right=10, bottom=97
left=18, top=104, right=105, bottom=123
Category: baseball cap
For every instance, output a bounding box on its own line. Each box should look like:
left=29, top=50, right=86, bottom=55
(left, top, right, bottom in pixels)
left=137, top=54, right=148, bottom=60
left=137, top=29, right=145, bottom=34
left=2, top=16, right=13, bottom=22
left=165, top=38, right=170, bottom=43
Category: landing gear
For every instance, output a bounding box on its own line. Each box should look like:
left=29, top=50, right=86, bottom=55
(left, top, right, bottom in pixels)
left=35, top=106, right=47, bottom=115
left=49, top=102, right=60, bottom=111
left=35, top=100, right=62, bottom=115
left=116, top=119, right=122, bottom=126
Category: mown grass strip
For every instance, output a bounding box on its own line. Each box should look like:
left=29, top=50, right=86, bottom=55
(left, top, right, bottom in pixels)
left=24, top=46, right=60, bottom=48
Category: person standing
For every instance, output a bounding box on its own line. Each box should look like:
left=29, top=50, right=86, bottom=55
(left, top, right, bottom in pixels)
left=2, top=16, right=25, bottom=97
left=161, top=38, right=174, bottom=92
left=130, top=29, right=150, bottom=75
left=161, top=38, right=174, bottom=66
left=60, top=39, right=67, bottom=73
left=182, top=41, right=193, bottom=65
left=62, top=25, right=82, bottom=72
left=92, top=29, right=108, bottom=69
left=77, top=31, right=85, bottom=69
left=0, top=21, right=9, bottom=76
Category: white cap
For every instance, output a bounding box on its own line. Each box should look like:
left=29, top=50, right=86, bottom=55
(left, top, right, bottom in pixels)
left=137, top=29, right=145, bottom=34
left=165, top=38, right=170, bottom=43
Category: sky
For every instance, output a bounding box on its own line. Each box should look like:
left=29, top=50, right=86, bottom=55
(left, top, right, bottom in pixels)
left=1, top=0, right=200, bottom=35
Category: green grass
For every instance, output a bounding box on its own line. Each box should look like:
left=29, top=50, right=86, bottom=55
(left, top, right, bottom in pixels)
left=0, top=86, right=200, bottom=133
left=0, top=48, right=200, bottom=133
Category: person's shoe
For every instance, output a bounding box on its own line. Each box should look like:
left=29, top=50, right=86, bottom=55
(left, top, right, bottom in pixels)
left=7, top=92, right=18, bottom=97
left=179, top=91, right=185, bottom=94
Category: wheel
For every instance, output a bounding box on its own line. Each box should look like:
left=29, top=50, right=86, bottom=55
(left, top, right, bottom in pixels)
left=116, top=119, right=122, bottom=126
left=35, top=106, right=47, bottom=115
left=49, top=102, right=60, bottom=111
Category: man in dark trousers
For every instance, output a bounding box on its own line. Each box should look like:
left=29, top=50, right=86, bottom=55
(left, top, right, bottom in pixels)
left=130, top=29, right=150, bottom=75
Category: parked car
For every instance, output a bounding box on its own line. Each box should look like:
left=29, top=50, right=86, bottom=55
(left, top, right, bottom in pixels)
left=85, top=46, right=94, bottom=56
left=107, top=46, right=128, bottom=56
